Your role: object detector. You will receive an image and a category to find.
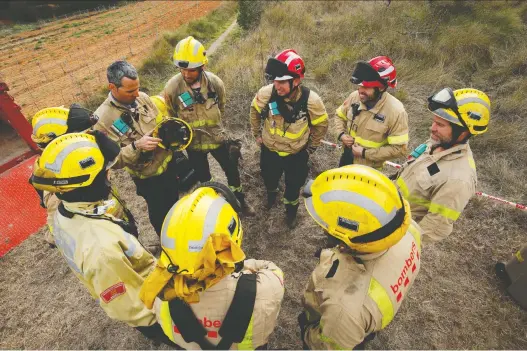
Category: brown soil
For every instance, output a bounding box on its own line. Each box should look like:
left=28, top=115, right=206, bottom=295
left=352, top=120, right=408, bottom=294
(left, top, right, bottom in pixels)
left=0, top=1, right=222, bottom=120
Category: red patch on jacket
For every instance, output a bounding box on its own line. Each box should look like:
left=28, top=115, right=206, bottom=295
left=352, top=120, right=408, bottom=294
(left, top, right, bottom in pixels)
left=100, top=282, right=126, bottom=303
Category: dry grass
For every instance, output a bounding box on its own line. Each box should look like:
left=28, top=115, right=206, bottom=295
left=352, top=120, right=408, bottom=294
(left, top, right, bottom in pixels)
left=2, top=1, right=527, bottom=350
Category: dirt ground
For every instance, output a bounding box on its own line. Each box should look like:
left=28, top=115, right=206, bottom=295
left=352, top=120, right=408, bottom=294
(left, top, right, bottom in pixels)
left=1, top=144, right=526, bottom=349
left=0, top=1, right=222, bottom=120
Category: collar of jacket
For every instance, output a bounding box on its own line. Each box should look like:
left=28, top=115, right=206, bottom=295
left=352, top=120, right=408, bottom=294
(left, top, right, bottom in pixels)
left=425, top=139, right=471, bottom=161
left=357, top=91, right=390, bottom=115
left=108, top=92, right=138, bottom=110
left=62, top=199, right=115, bottom=216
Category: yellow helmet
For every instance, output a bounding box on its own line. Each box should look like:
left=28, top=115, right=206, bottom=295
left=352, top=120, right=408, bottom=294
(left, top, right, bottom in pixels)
left=303, top=165, right=411, bottom=253
left=31, top=104, right=98, bottom=149
left=30, top=132, right=119, bottom=193
left=428, top=87, right=490, bottom=135
left=152, top=117, right=193, bottom=151
left=159, top=182, right=243, bottom=275
left=31, top=107, right=70, bottom=148
left=150, top=95, right=169, bottom=120
left=173, top=36, right=208, bottom=69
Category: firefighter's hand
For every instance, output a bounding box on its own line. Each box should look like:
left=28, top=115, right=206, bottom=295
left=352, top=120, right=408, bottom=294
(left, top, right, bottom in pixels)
left=256, top=136, right=263, bottom=146
left=340, top=134, right=355, bottom=148
left=134, top=135, right=162, bottom=151
left=352, top=144, right=365, bottom=157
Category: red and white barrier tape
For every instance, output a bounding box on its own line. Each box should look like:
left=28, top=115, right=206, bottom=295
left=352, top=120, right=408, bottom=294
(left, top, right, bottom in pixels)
left=321, top=140, right=527, bottom=212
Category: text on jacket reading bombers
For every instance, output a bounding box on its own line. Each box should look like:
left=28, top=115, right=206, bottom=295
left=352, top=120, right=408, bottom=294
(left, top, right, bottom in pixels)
left=390, top=241, right=419, bottom=295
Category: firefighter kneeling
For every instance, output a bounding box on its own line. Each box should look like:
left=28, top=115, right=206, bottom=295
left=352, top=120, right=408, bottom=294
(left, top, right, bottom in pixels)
left=140, top=183, right=285, bottom=350
left=300, top=165, right=422, bottom=349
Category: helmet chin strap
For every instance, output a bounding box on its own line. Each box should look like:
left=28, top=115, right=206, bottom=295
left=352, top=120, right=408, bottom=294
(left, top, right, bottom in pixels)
left=283, top=79, right=299, bottom=98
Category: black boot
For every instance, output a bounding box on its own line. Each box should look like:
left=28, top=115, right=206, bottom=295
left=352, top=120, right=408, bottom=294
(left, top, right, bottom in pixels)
left=285, top=203, right=299, bottom=229
left=234, top=191, right=256, bottom=217
left=265, top=190, right=278, bottom=210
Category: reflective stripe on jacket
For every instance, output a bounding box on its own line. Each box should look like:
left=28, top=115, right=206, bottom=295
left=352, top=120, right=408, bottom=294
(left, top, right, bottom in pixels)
left=334, top=91, right=409, bottom=168
left=155, top=259, right=284, bottom=350
left=94, top=92, right=173, bottom=178
left=163, top=71, right=226, bottom=151
left=303, top=221, right=421, bottom=349
left=250, top=84, right=328, bottom=156
left=395, top=141, right=477, bottom=243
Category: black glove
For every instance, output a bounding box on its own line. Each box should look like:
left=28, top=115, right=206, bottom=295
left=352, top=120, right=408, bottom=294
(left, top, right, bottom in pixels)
left=135, top=323, right=181, bottom=348
left=307, top=146, right=317, bottom=155
left=298, top=311, right=310, bottom=350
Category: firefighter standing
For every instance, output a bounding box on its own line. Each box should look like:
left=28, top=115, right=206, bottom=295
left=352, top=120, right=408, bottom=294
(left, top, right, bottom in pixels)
left=163, top=36, right=255, bottom=216
left=299, top=165, right=422, bottom=349
left=30, top=132, right=174, bottom=346
left=140, top=183, right=284, bottom=349
left=250, top=49, right=328, bottom=228
left=94, top=60, right=183, bottom=235
left=335, top=56, right=409, bottom=169
left=394, top=88, right=490, bottom=243
left=30, top=104, right=127, bottom=246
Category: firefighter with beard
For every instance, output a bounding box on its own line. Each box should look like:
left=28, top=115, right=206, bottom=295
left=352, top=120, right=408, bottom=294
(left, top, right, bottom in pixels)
left=393, top=88, right=490, bottom=243
left=250, top=49, right=328, bottom=229
left=163, top=36, right=255, bottom=217
left=335, top=56, right=409, bottom=169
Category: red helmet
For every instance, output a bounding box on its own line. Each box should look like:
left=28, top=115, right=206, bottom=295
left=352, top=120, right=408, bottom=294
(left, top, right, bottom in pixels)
left=351, top=55, right=397, bottom=89
left=265, top=49, right=305, bottom=81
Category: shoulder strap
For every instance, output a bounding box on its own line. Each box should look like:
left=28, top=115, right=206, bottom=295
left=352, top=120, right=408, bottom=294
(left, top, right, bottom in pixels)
left=296, top=86, right=311, bottom=127
left=168, top=273, right=257, bottom=350
left=203, top=71, right=218, bottom=101
left=259, top=86, right=279, bottom=119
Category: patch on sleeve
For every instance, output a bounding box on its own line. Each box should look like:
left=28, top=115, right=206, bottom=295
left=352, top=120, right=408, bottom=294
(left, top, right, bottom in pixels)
left=427, top=163, right=440, bottom=176
left=100, top=282, right=126, bottom=303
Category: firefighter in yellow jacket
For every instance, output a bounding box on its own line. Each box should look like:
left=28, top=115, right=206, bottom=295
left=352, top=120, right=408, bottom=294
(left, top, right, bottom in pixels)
left=139, top=182, right=285, bottom=350
left=250, top=49, right=328, bottom=228
left=94, top=60, right=191, bottom=235
left=30, top=104, right=127, bottom=246
left=300, top=165, right=422, bottom=349
left=29, top=132, right=175, bottom=346
left=335, top=56, right=409, bottom=169
left=394, top=88, right=490, bottom=243
left=163, top=36, right=255, bottom=216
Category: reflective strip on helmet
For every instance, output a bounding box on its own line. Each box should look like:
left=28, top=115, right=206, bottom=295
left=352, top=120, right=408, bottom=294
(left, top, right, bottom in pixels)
left=311, top=113, right=328, bottom=126
left=368, top=277, right=395, bottom=329
left=161, top=203, right=179, bottom=250
left=187, top=119, right=218, bottom=128
left=408, top=223, right=421, bottom=252
left=336, top=107, right=347, bottom=120
left=237, top=316, right=254, bottom=350
left=188, top=197, right=229, bottom=252
left=268, top=124, right=309, bottom=140
left=396, top=178, right=461, bottom=221
left=33, top=118, right=67, bottom=135
left=252, top=98, right=262, bottom=113
left=192, top=39, right=201, bottom=56
left=350, top=130, right=387, bottom=148
left=457, top=97, right=490, bottom=110
left=44, top=140, right=97, bottom=173
left=283, top=197, right=299, bottom=206
left=321, top=190, right=397, bottom=226
left=305, top=197, right=329, bottom=229
left=432, top=108, right=462, bottom=126
left=387, top=133, right=408, bottom=145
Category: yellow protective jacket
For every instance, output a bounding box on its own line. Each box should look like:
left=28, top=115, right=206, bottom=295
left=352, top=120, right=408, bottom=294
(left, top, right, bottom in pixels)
left=335, top=91, right=409, bottom=168
left=394, top=141, right=477, bottom=243
left=303, top=221, right=421, bottom=350
left=52, top=201, right=157, bottom=327
left=250, top=84, right=328, bottom=156
left=163, top=71, right=226, bottom=151
left=155, top=259, right=285, bottom=350
left=94, top=92, right=173, bottom=178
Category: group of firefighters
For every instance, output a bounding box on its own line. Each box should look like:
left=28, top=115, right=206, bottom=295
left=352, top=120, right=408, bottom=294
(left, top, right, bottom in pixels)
left=27, top=35, right=501, bottom=349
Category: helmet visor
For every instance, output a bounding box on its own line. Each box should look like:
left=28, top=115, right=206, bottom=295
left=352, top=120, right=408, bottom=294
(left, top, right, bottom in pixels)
left=427, top=88, right=468, bottom=128
left=265, top=57, right=296, bottom=81
left=350, top=61, right=386, bottom=88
